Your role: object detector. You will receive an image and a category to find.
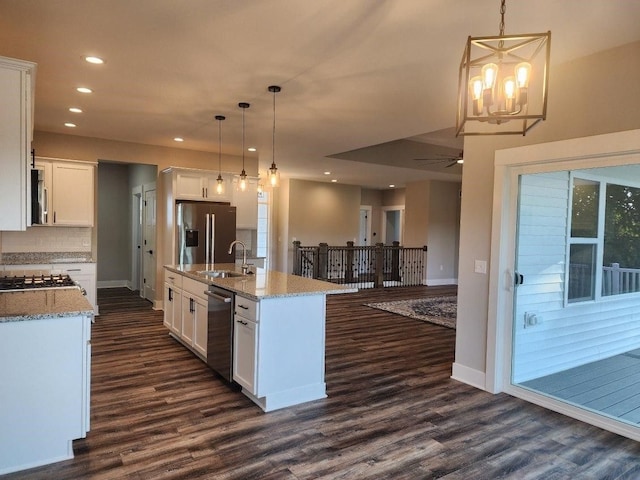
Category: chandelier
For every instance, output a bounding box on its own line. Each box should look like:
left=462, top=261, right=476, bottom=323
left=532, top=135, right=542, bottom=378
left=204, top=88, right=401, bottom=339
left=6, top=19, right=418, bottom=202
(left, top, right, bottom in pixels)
left=456, top=0, right=550, bottom=136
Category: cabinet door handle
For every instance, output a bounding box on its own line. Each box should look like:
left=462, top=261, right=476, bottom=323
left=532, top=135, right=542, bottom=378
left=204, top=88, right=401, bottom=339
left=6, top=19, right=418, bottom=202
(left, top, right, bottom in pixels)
left=236, top=319, right=248, bottom=326
left=53, top=211, right=56, bottom=223
left=189, top=298, right=195, bottom=313
left=238, top=304, right=249, bottom=310
left=168, top=288, right=173, bottom=301
left=202, top=187, right=206, bottom=198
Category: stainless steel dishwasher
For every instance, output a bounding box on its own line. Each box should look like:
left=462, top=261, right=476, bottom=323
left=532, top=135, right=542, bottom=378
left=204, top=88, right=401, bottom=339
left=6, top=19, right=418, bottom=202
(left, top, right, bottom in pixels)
left=204, top=286, right=234, bottom=382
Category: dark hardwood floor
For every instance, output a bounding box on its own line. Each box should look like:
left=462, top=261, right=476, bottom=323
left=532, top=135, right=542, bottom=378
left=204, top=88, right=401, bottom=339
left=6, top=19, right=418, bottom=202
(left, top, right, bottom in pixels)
left=5, top=285, right=640, bottom=479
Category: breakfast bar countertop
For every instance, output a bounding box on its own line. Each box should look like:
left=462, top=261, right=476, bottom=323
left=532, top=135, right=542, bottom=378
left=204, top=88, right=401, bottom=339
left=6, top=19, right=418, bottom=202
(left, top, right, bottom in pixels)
left=0, top=288, right=94, bottom=322
left=165, top=264, right=357, bottom=300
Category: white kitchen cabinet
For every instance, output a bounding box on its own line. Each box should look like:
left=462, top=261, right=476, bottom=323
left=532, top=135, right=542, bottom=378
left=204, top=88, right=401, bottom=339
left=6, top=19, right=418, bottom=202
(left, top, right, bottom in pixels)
left=51, top=161, right=95, bottom=226
left=172, top=275, right=208, bottom=360
left=174, top=169, right=233, bottom=202
left=232, top=293, right=326, bottom=411
left=0, top=56, right=36, bottom=231
left=33, top=158, right=96, bottom=227
left=163, top=270, right=183, bottom=334
left=192, top=294, right=208, bottom=357
left=233, top=295, right=258, bottom=393
left=231, top=177, right=258, bottom=229
left=52, top=263, right=98, bottom=315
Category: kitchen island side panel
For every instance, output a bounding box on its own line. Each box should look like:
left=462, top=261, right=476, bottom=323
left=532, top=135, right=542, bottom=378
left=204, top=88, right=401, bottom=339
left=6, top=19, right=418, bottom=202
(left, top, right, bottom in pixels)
left=0, top=314, right=91, bottom=475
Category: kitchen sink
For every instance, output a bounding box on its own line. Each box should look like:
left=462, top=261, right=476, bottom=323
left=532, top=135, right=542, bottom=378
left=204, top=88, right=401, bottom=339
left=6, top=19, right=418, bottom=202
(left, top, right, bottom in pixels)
left=198, top=270, right=245, bottom=279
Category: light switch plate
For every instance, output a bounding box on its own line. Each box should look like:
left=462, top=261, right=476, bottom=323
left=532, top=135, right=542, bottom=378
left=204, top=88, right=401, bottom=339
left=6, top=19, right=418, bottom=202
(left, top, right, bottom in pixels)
left=474, top=260, right=487, bottom=274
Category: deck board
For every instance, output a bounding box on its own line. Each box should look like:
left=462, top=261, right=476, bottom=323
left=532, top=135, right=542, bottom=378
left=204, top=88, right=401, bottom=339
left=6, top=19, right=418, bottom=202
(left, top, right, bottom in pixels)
left=522, top=351, right=640, bottom=424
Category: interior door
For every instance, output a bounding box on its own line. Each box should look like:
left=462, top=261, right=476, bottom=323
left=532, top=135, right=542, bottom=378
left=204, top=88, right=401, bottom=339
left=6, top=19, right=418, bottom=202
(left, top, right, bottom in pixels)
left=358, top=207, right=371, bottom=246
left=143, top=187, right=156, bottom=302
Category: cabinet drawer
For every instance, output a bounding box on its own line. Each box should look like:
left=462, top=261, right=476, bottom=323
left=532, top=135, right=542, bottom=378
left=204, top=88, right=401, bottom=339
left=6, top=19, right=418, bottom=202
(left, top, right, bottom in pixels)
left=164, top=270, right=183, bottom=289
left=182, top=276, right=208, bottom=300
left=235, top=295, right=258, bottom=321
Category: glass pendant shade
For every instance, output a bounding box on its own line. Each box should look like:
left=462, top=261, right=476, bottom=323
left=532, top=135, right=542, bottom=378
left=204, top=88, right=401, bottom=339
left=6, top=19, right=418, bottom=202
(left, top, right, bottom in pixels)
left=216, top=174, right=224, bottom=195
left=239, top=169, right=247, bottom=191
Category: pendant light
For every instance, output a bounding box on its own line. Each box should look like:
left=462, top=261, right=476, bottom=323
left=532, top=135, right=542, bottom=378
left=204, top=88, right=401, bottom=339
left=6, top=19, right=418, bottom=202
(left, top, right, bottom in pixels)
left=267, top=85, right=281, bottom=188
left=456, top=0, right=550, bottom=136
left=238, top=102, right=249, bottom=192
left=215, top=115, right=225, bottom=195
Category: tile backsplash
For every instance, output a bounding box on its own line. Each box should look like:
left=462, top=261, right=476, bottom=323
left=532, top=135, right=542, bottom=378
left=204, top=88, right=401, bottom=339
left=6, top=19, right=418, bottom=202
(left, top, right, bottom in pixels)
left=1, top=227, right=92, bottom=253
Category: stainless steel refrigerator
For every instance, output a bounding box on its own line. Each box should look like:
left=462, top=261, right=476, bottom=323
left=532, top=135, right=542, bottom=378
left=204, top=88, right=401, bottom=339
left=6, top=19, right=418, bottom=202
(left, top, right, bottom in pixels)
left=175, top=200, right=237, bottom=265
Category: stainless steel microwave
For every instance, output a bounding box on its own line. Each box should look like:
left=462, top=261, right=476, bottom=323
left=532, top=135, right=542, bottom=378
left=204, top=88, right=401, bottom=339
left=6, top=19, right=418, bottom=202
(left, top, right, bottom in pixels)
left=30, top=168, right=48, bottom=224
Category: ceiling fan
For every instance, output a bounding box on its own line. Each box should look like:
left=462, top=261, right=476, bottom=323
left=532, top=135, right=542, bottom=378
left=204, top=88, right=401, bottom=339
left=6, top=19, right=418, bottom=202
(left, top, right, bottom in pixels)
left=414, top=150, right=464, bottom=168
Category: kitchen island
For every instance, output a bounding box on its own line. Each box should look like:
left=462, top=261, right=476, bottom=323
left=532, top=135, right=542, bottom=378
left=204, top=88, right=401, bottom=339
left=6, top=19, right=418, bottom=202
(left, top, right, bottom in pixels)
left=0, top=288, right=93, bottom=475
left=164, top=264, right=356, bottom=412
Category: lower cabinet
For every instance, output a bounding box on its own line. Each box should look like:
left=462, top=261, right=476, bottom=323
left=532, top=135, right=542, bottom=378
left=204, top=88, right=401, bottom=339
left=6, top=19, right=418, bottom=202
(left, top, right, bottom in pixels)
left=233, top=293, right=327, bottom=412
left=163, top=270, right=183, bottom=334
left=233, top=301, right=258, bottom=394
left=53, top=263, right=97, bottom=315
left=163, top=270, right=208, bottom=360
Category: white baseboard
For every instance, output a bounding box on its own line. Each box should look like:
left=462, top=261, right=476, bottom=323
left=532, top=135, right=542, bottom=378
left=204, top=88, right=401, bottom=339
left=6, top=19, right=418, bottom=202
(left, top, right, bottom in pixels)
left=451, top=362, right=486, bottom=390
left=426, top=278, right=458, bottom=286
left=96, top=280, right=131, bottom=289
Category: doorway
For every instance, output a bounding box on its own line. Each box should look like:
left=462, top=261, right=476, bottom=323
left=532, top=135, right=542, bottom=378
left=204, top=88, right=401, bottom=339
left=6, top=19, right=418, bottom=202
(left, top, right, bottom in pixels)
left=381, top=206, right=404, bottom=245
left=96, top=162, right=157, bottom=295
left=488, top=129, right=640, bottom=441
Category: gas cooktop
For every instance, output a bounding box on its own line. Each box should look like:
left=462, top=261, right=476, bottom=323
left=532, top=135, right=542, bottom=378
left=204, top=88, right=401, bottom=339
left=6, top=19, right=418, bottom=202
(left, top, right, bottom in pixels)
left=0, top=273, right=78, bottom=291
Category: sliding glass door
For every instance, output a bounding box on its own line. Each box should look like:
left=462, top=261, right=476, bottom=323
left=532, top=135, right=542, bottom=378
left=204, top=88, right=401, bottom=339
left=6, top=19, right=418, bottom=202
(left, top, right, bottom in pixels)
left=511, top=166, right=640, bottom=427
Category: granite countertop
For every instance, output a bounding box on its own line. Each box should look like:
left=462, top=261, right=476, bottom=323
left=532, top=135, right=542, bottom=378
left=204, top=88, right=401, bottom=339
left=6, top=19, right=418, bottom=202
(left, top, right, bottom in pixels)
left=165, top=264, right=358, bottom=300
left=1, top=252, right=94, bottom=265
left=0, top=288, right=94, bottom=322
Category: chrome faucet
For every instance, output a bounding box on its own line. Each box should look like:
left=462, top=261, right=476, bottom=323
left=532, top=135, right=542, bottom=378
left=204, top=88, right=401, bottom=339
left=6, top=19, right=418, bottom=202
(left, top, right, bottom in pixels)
left=228, top=240, right=249, bottom=274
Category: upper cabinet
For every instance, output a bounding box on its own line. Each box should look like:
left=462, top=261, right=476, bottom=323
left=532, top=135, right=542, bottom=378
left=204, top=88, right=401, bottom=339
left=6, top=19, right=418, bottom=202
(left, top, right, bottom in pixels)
left=165, top=167, right=258, bottom=229
left=0, top=56, right=36, bottom=231
left=175, top=169, right=233, bottom=202
left=232, top=177, right=258, bottom=229
left=34, top=157, right=96, bottom=227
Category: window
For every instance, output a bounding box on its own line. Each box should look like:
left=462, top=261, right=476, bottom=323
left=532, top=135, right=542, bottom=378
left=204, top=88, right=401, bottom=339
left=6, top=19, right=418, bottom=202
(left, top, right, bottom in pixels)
left=568, top=176, right=640, bottom=303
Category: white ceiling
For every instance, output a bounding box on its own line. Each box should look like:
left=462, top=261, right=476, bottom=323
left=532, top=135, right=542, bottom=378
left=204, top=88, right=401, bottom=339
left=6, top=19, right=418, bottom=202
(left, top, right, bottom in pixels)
left=1, top=0, right=640, bottom=189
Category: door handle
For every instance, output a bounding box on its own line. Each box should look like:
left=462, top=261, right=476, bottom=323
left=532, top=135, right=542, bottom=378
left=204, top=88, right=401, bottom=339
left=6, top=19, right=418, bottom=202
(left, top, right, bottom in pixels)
left=514, top=272, right=524, bottom=285
left=147, top=250, right=153, bottom=255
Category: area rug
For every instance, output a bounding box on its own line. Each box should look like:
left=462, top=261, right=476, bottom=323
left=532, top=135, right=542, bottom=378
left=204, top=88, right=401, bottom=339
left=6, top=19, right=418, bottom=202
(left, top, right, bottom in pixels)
left=365, top=295, right=457, bottom=329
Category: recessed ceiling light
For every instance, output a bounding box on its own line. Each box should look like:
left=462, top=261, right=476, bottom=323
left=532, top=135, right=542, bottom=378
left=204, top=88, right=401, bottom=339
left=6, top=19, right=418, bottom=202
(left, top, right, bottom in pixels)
left=324, top=171, right=331, bottom=175
left=389, top=184, right=395, bottom=188
left=84, top=56, right=104, bottom=65
left=76, top=87, right=93, bottom=94
left=331, top=179, right=338, bottom=183
left=173, top=137, right=184, bottom=142
left=248, top=147, right=257, bottom=152
left=64, top=122, right=77, bottom=128
left=69, top=107, right=83, bottom=113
